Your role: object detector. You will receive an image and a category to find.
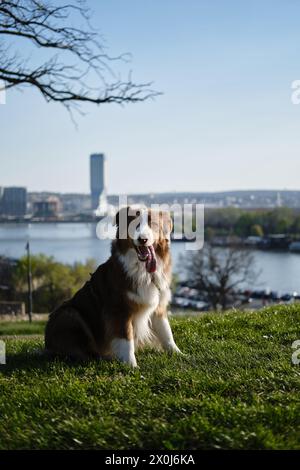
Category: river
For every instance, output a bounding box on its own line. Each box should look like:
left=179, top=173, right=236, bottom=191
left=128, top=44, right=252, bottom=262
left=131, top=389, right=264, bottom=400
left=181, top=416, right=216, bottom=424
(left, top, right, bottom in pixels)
left=0, top=223, right=300, bottom=294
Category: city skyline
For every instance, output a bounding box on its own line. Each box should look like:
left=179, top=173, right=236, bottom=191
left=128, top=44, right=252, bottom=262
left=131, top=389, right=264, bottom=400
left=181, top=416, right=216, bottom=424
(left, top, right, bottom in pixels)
left=1, top=0, right=300, bottom=194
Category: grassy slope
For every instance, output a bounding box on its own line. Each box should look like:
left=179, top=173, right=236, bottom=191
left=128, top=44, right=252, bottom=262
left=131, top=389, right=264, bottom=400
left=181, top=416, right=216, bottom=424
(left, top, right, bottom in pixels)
left=0, top=305, right=300, bottom=450
left=0, top=320, right=46, bottom=336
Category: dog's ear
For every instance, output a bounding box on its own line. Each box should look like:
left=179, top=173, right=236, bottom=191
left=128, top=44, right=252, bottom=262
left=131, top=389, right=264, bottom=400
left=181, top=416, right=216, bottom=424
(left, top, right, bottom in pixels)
left=161, top=211, right=173, bottom=242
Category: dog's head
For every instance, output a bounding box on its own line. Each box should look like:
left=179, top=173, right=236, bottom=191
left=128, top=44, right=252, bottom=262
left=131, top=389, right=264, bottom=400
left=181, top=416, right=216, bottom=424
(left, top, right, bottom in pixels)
left=114, top=206, right=172, bottom=273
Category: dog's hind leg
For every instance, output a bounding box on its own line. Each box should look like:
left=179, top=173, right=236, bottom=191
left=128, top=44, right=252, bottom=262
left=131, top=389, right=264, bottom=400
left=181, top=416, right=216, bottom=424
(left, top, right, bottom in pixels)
left=45, top=307, right=99, bottom=361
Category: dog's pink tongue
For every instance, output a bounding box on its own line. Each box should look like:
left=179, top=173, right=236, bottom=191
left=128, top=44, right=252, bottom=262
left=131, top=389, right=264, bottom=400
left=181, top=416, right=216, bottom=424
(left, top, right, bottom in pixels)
left=146, top=245, right=157, bottom=273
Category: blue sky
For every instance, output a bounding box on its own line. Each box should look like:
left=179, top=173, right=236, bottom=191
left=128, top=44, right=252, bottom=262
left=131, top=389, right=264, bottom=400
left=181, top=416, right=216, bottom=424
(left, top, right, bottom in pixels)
left=1, top=0, right=300, bottom=194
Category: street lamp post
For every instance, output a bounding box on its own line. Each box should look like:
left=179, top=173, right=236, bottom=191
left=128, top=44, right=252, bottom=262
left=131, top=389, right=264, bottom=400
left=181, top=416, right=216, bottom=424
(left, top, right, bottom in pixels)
left=25, top=241, right=33, bottom=323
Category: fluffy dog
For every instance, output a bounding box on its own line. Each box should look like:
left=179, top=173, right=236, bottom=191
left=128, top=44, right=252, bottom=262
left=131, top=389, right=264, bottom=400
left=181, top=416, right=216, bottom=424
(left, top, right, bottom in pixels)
left=45, top=206, right=181, bottom=366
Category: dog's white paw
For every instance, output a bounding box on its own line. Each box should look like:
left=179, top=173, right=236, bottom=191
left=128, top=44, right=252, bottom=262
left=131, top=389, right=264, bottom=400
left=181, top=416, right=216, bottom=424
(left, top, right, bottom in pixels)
left=128, top=356, right=138, bottom=368
left=164, top=342, right=183, bottom=354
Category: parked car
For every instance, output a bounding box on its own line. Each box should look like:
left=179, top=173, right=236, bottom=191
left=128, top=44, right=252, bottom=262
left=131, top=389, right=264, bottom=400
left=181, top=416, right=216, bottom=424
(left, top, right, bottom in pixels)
left=280, top=293, right=292, bottom=302
left=251, top=290, right=267, bottom=299
left=289, top=241, right=300, bottom=252
left=270, top=291, right=280, bottom=301
left=172, top=297, right=190, bottom=309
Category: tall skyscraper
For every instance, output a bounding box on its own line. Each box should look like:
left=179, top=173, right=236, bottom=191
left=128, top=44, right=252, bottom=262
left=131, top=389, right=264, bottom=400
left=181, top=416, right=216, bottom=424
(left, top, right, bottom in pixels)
left=90, top=153, right=107, bottom=213
left=0, top=187, right=27, bottom=216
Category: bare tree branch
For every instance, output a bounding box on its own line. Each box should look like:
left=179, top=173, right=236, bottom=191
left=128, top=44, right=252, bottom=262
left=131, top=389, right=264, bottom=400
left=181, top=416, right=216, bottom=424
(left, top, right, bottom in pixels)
left=0, top=0, right=160, bottom=112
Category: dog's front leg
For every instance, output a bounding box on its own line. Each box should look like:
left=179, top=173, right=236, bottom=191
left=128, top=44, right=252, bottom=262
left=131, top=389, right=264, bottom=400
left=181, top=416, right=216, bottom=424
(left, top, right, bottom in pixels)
left=111, top=337, right=137, bottom=367
left=151, top=312, right=182, bottom=354
left=111, top=321, right=137, bottom=367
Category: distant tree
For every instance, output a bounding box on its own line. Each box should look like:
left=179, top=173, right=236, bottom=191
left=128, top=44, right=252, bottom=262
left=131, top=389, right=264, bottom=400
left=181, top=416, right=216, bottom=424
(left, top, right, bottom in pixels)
left=181, top=245, right=257, bottom=311
left=196, top=207, right=298, bottom=239
left=234, top=213, right=255, bottom=237
left=0, top=256, right=15, bottom=301
left=0, top=0, right=158, bottom=113
left=263, top=208, right=293, bottom=235
left=204, top=226, right=215, bottom=242
left=291, top=216, right=300, bottom=235
left=250, top=224, right=264, bottom=237
left=12, top=254, right=96, bottom=312
left=206, top=208, right=242, bottom=234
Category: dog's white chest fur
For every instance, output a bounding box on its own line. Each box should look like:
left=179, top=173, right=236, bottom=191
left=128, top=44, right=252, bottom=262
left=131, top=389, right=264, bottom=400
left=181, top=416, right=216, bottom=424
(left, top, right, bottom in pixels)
left=128, top=283, right=160, bottom=309
left=118, top=248, right=171, bottom=346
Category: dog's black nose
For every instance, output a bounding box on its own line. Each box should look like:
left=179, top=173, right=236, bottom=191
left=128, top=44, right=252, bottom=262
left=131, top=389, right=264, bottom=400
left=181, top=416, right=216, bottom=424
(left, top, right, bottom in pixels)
left=138, top=237, right=148, bottom=245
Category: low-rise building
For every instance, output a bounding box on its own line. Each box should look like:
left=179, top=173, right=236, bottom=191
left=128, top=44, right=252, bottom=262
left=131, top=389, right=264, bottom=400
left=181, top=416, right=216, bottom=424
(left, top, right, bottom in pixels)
left=33, top=196, right=60, bottom=219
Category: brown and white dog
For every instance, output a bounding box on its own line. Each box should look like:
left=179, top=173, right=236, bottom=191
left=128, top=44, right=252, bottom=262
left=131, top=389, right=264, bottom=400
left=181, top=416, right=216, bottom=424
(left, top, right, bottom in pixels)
left=45, top=206, right=181, bottom=367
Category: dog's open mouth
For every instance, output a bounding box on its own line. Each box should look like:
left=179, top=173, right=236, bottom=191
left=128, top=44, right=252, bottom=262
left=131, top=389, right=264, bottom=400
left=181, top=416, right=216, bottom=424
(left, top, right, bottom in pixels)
left=135, top=245, right=157, bottom=273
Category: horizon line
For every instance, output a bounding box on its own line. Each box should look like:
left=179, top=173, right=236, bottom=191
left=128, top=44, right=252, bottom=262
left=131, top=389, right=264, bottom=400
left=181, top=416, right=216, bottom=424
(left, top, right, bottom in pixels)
left=24, top=188, right=300, bottom=196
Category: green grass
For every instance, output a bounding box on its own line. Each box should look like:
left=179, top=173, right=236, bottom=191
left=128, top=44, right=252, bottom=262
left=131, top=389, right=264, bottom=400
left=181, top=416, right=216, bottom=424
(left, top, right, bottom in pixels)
left=0, top=305, right=300, bottom=450
left=0, top=320, right=46, bottom=336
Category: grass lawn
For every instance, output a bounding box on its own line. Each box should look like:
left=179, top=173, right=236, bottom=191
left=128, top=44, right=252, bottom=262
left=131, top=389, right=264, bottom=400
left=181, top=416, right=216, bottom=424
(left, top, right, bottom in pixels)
left=0, top=305, right=300, bottom=450
left=0, top=320, right=46, bottom=336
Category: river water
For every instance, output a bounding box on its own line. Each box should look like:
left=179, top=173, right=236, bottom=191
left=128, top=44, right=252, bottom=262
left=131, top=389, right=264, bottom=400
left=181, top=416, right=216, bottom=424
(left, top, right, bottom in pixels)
left=0, top=223, right=300, bottom=294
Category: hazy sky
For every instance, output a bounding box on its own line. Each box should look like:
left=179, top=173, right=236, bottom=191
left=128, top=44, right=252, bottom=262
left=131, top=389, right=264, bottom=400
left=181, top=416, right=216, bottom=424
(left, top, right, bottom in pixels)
left=1, top=0, right=300, bottom=194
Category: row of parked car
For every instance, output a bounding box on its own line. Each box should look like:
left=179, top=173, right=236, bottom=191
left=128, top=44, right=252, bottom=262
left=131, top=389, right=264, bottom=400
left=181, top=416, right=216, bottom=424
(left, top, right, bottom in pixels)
left=172, top=286, right=210, bottom=311
left=172, top=285, right=299, bottom=311
left=241, top=289, right=300, bottom=302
